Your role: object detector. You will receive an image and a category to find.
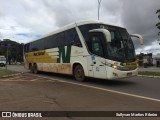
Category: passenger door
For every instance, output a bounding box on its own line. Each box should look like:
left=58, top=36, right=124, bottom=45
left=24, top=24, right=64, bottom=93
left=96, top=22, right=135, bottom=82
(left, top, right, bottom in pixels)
left=88, top=33, right=107, bottom=79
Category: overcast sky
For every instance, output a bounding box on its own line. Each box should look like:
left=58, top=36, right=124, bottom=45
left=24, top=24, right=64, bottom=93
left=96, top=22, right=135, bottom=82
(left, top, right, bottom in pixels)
left=0, top=0, right=160, bottom=54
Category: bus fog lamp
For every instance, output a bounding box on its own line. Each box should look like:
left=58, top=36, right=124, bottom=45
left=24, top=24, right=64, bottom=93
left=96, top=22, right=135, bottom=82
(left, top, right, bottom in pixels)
left=113, top=72, right=118, bottom=77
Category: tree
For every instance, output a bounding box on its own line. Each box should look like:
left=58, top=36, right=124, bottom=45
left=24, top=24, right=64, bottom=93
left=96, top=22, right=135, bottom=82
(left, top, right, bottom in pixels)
left=156, top=9, right=160, bottom=33
left=136, top=53, right=144, bottom=60
left=0, top=39, right=24, bottom=64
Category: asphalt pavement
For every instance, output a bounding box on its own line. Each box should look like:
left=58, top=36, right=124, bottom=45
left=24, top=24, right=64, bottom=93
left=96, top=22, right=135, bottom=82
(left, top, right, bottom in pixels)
left=0, top=65, right=160, bottom=119
left=0, top=73, right=160, bottom=119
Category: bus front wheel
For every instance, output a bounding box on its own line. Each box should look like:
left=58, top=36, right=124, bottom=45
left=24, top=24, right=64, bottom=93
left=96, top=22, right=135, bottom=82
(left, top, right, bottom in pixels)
left=74, top=65, right=85, bottom=82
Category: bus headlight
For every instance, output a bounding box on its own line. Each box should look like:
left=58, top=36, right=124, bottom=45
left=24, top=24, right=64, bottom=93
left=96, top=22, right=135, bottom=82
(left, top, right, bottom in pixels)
left=112, top=65, right=118, bottom=69
left=111, top=64, right=137, bottom=71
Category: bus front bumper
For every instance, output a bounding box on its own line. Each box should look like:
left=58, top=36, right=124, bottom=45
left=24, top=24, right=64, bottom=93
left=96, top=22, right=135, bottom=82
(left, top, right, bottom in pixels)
left=107, top=68, right=138, bottom=80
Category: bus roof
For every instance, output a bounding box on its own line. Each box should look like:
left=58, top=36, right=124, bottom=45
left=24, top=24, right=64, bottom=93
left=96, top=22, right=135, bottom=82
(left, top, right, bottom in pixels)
left=76, top=20, right=124, bottom=28
left=25, top=20, right=124, bottom=44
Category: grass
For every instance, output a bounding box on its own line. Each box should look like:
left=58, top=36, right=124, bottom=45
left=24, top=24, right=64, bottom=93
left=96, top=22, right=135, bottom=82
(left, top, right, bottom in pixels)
left=0, top=68, right=18, bottom=78
left=138, top=71, right=160, bottom=77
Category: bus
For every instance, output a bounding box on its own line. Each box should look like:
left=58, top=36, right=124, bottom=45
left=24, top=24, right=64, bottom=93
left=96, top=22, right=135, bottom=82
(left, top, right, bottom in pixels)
left=24, top=20, right=143, bottom=81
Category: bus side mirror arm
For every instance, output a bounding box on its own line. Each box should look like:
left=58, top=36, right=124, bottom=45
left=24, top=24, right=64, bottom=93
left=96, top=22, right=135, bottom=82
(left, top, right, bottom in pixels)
left=130, top=34, right=144, bottom=45
left=103, top=29, right=112, bottom=43
left=89, top=29, right=112, bottom=42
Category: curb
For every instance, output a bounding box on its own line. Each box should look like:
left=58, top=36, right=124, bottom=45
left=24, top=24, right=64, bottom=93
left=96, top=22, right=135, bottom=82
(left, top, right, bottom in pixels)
left=138, top=75, right=160, bottom=78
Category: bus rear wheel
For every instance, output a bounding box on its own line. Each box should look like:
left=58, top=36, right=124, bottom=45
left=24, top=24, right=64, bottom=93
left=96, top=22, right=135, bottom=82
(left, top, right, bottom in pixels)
left=29, top=64, right=33, bottom=73
left=33, top=64, right=39, bottom=74
left=74, top=65, right=85, bottom=82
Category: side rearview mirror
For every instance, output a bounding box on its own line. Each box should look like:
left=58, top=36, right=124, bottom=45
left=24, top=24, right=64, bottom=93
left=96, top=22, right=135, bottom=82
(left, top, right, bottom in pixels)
left=89, top=29, right=112, bottom=42
left=130, top=34, right=144, bottom=45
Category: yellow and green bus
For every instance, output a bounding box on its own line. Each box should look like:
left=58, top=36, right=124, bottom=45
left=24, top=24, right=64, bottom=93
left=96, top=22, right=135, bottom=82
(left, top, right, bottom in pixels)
left=24, top=20, right=143, bottom=81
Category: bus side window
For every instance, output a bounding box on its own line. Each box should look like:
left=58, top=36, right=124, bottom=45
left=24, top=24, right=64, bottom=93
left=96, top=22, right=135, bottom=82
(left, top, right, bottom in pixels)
left=24, top=43, right=30, bottom=52
left=91, top=35, right=104, bottom=57
left=65, top=28, right=82, bottom=47
left=57, top=32, right=65, bottom=47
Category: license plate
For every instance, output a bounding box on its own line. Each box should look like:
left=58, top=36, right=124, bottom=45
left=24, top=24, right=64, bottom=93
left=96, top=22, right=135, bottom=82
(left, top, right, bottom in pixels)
left=127, top=72, right=132, bottom=76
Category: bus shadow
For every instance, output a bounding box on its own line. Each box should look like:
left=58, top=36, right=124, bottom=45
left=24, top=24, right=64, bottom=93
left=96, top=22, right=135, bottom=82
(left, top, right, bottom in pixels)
left=39, top=71, right=74, bottom=80
left=39, top=71, right=136, bottom=87
left=85, top=78, right=136, bottom=87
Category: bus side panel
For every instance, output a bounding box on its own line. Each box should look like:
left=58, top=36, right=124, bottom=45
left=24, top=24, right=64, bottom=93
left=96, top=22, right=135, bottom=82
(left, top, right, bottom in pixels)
left=70, top=46, right=89, bottom=77
left=25, top=47, right=73, bottom=74
left=37, top=63, right=72, bottom=74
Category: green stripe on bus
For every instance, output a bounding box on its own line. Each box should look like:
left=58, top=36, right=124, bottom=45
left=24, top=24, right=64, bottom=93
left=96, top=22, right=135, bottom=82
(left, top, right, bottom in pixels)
left=57, top=46, right=71, bottom=63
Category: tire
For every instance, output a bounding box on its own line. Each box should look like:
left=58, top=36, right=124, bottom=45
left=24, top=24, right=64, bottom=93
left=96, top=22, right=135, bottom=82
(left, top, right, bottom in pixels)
left=33, top=64, right=39, bottom=74
left=29, top=65, right=34, bottom=73
left=74, top=65, right=85, bottom=82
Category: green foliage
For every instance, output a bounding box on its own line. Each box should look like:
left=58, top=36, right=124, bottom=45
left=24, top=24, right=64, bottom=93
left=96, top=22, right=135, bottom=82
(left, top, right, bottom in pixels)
left=0, top=68, right=18, bottom=78
left=139, top=71, right=160, bottom=77
left=156, top=9, right=160, bottom=13
left=136, top=53, right=144, bottom=60
left=0, top=39, right=24, bottom=64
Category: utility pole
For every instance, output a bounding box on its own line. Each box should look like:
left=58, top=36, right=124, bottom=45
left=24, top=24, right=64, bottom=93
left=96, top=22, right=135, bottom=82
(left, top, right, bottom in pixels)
left=98, top=0, right=102, bottom=20
left=5, top=46, right=8, bottom=70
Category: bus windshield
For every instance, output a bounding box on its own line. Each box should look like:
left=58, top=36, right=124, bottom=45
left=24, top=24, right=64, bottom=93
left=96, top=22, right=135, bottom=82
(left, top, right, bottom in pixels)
left=79, top=24, right=136, bottom=62
left=107, top=28, right=135, bottom=62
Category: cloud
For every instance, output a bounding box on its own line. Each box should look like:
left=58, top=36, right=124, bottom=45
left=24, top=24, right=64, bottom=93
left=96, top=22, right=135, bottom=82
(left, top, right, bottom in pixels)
left=41, top=0, right=98, bottom=27
left=119, top=0, right=160, bottom=50
left=0, top=0, right=160, bottom=53
left=0, top=0, right=58, bottom=43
